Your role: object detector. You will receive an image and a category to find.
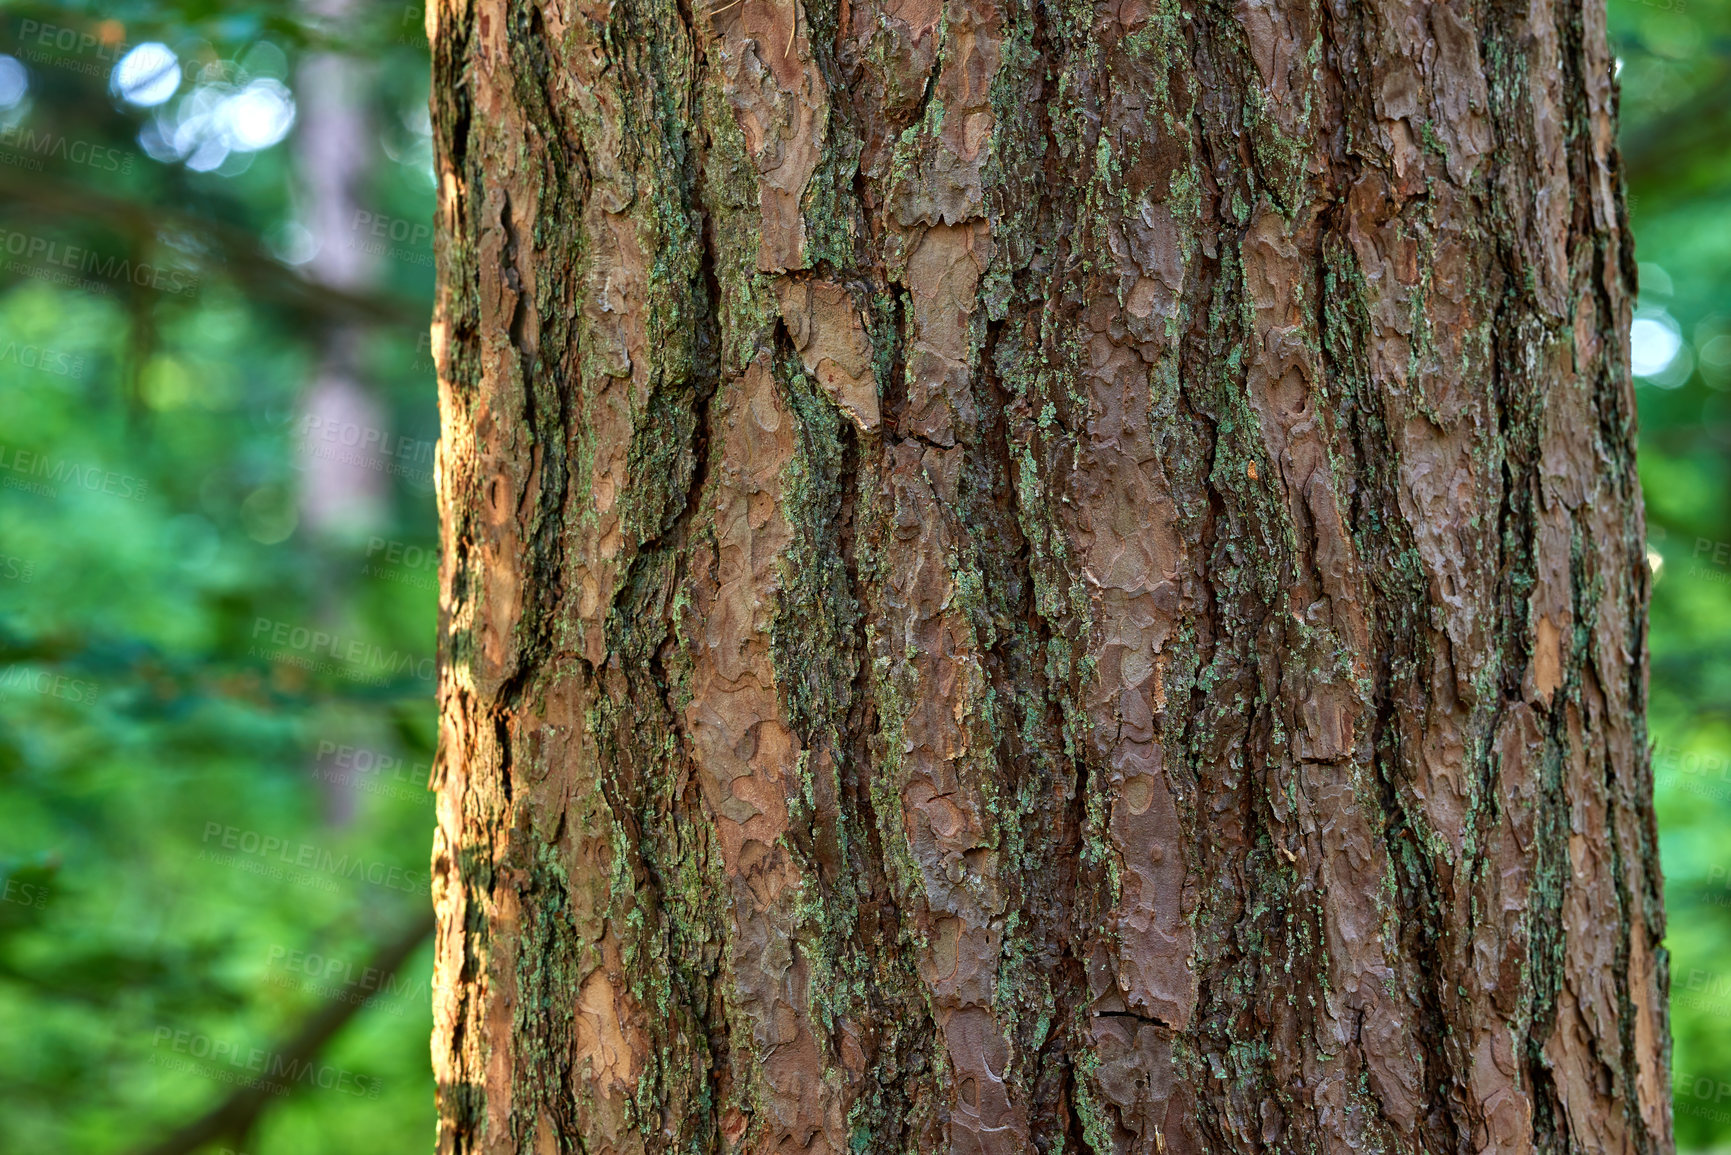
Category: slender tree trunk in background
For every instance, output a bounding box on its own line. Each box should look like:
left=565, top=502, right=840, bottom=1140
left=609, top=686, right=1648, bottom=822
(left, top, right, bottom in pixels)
left=295, top=0, right=387, bottom=826
left=427, top=0, right=1668, bottom=1150
left=295, top=0, right=388, bottom=541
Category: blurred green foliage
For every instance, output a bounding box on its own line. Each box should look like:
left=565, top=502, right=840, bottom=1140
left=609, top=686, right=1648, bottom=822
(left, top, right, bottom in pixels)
left=0, top=1, right=438, bottom=1151
left=1614, top=0, right=1731, bottom=1145
left=0, top=0, right=1727, bottom=1151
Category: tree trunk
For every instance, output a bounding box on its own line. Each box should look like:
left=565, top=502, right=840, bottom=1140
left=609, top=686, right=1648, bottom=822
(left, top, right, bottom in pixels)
left=425, top=0, right=1669, bottom=1151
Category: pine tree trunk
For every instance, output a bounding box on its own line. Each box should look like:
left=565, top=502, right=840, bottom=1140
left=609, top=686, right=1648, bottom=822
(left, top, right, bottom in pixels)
left=426, top=0, right=1669, bottom=1150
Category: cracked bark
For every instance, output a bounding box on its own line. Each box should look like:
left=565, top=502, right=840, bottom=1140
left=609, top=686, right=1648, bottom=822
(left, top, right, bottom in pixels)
left=426, top=0, right=1670, bottom=1151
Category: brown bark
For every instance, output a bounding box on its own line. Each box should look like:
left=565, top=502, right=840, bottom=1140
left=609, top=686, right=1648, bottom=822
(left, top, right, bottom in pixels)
left=426, top=0, right=1669, bottom=1151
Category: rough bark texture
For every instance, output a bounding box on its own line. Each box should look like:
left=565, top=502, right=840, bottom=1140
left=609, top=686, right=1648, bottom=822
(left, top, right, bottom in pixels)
left=426, top=0, right=1669, bottom=1150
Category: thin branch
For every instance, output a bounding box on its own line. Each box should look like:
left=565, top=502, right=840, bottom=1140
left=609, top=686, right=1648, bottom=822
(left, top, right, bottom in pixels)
left=0, top=170, right=424, bottom=329
left=131, top=909, right=436, bottom=1155
left=1620, top=61, right=1731, bottom=203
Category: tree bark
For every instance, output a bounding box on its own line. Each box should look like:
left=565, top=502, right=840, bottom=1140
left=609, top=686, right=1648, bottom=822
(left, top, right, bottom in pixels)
left=426, top=0, right=1669, bottom=1151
